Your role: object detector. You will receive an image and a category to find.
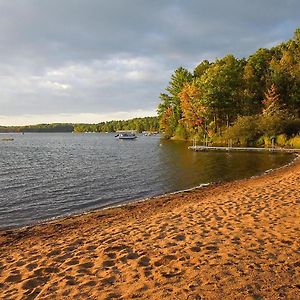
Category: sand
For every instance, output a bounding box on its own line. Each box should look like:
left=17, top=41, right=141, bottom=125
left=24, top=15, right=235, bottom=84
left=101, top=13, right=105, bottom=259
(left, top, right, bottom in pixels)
left=0, top=157, right=299, bottom=300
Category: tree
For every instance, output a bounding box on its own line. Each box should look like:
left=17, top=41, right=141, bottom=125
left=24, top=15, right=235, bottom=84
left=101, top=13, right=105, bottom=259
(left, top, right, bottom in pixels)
left=194, top=60, right=211, bottom=78
left=242, top=62, right=263, bottom=115
left=246, top=48, right=273, bottom=104
left=179, top=81, right=207, bottom=135
left=199, top=55, right=244, bottom=130
left=157, top=67, right=192, bottom=135
left=157, top=28, right=300, bottom=142
left=259, top=84, right=288, bottom=136
left=159, top=107, right=178, bottom=138
left=262, top=84, right=282, bottom=116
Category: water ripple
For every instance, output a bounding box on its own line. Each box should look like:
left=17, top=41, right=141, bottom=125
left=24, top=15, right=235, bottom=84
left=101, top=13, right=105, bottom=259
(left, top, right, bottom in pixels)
left=0, top=133, right=292, bottom=228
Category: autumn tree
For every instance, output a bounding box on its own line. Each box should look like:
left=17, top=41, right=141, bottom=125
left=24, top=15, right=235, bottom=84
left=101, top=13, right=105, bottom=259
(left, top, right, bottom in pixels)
left=262, top=84, right=282, bottom=115
left=179, top=81, right=207, bottom=135
left=159, top=107, right=178, bottom=138
left=158, top=67, right=193, bottom=136
left=157, top=28, right=300, bottom=141
left=259, top=84, right=288, bottom=136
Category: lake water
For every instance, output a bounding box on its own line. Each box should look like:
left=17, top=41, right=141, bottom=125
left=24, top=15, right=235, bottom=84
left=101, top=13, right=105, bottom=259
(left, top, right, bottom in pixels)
left=0, top=133, right=293, bottom=229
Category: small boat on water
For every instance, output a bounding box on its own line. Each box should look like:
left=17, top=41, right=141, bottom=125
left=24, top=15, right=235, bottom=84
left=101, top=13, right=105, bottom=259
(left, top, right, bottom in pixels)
left=142, top=131, right=159, bottom=136
left=115, top=131, right=137, bottom=140
left=1, top=138, right=14, bottom=141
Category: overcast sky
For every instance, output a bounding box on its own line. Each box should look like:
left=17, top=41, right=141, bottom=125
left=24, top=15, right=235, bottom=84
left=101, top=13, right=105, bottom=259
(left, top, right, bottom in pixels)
left=0, top=0, right=299, bottom=125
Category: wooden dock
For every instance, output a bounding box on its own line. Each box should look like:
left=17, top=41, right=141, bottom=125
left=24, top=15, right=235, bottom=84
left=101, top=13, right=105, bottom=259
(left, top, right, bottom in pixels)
left=188, top=145, right=300, bottom=153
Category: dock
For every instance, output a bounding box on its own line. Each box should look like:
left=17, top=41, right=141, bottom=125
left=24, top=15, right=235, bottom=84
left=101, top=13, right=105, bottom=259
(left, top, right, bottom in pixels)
left=188, top=145, right=300, bottom=153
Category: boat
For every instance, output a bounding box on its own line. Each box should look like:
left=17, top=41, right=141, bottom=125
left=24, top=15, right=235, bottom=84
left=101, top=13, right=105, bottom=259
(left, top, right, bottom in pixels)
left=1, top=138, right=14, bottom=141
left=115, top=131, right=137, bottom=140
left=142, top=131, right=159, bottom=136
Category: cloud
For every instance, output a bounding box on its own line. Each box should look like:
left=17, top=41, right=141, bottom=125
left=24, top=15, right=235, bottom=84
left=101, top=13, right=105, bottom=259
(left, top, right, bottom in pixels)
left=0, top=56, right=169, bottom=116
left=40, top=81, right=71, bottom=91
left=0, top=0, right=299, bottom=125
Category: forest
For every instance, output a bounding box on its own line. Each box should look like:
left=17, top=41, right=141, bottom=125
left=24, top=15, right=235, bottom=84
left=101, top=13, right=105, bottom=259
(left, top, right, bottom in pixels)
left=73, top=117, right=158, bottom=133
left=0, top=117, right=159, bottom=133
left=157, top=29, right=300, bottom=148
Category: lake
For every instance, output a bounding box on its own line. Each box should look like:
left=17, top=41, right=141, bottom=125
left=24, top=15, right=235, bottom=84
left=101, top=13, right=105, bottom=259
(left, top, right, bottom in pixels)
left=0, top=133, right=293, bottom=229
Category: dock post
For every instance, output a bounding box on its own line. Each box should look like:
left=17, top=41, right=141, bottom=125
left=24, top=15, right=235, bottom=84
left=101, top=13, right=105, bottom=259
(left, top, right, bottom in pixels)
left=271, top=136, right=275, bottom=151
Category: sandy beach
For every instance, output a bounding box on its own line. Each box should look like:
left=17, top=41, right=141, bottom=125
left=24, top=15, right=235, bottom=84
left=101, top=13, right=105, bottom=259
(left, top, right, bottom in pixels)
left=0, top=157, right=299, bottom=300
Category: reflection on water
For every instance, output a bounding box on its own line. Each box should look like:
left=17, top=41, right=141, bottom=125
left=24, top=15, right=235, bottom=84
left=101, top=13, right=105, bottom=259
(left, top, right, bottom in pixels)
left=157, top=139, right=288, bottom=190
left=0, top=133, right=293, bottom=228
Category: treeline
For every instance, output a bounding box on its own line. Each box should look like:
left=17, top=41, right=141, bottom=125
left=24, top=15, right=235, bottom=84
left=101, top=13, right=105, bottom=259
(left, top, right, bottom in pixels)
left=158, top=29, right=300, bottom=147
left=0, top=123, right=73, bottom=133
left=73, top=117, right=158, bottom=133
left=0, top=117, right=159, bottom=133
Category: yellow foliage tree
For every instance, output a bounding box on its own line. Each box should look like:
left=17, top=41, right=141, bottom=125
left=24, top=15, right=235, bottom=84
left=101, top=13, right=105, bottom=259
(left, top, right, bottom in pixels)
left=179, top=82, right=207, bottom=132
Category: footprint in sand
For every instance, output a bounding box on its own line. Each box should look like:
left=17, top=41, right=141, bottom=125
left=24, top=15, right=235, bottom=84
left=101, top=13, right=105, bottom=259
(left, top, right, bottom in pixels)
left=172, top=234, right=186, bottom=241
left=5, top=273, right=22, bottom=283
left=138, top=256, right=150, bottom=267
left=25, top=263, right=38, bottom=271
left=65, top=258, right=80, bottom=266
left=101, top=276, right=116, bottom=286
left=22, top=276, right=49, bottom=291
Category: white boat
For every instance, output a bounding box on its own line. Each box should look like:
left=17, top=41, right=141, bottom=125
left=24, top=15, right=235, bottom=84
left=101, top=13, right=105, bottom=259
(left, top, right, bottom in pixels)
left=142, top=131, right=159, bottom=136
left=115, top=132, right=137, bottom=140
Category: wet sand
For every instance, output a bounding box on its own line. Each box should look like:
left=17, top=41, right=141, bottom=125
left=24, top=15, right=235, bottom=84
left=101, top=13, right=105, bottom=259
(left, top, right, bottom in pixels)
left=0, top=157, right=299, bottom=300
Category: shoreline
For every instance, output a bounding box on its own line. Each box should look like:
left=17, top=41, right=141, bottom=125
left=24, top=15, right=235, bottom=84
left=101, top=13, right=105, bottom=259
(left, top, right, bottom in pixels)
left=1, top=155, right=300, bottom=299
left=0, top=152, right=297, bottom=233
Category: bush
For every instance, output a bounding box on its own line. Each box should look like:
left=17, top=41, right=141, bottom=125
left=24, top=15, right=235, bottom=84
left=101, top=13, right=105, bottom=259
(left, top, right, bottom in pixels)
left=210, top=134, right=227, bottom=146
left=257, top=113, right=286, bottom=136
left=172, top=124, right=189, bottom=140
left=276, top=134, right=288, bottom=146
left=256, top=136, right=265, bottom=146
left=262, top=135, right=272, bottom=147
left=288, top=135, right=300, bottom=148
left=223, top=115, right=261, bottom=146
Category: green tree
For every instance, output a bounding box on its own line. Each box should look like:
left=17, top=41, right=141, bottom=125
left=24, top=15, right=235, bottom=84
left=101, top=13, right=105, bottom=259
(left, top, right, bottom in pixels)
left=199, top=55, right=244, bottom=130
left=194, top=60, right=211, bottom=78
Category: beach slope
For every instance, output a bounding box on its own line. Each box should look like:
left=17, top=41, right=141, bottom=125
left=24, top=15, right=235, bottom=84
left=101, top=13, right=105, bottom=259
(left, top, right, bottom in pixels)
left=0, top=158, right=299, bottom=299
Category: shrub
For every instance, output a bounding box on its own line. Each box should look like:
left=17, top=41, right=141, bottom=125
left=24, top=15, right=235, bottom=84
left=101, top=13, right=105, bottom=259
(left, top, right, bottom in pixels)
left=210, top=134, right=227, bottom=146
left=257, top=113, right=286, bottom=136
left=173, top=124, right=189, bottom=140
left=256, top=136, right=265, bottom=146
left=276, top=134, right=287, bottom=146
left=262, top=135, right=271, bottom=147
left=223, top=115, right=261, bottom=146
left=288, top=135, right=300, bottom=148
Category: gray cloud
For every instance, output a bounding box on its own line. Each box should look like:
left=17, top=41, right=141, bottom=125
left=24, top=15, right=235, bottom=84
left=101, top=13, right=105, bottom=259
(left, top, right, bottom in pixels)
left=0, top=0, right=299, bottom=124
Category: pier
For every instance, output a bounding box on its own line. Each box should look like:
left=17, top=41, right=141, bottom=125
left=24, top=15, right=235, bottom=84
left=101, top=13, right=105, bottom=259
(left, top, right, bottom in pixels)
left=188, top=145, right=300, bottom=153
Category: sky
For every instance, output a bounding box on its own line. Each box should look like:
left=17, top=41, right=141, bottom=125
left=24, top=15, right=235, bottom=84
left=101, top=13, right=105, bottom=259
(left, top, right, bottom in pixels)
left=0, top=0, right=299, bottom=126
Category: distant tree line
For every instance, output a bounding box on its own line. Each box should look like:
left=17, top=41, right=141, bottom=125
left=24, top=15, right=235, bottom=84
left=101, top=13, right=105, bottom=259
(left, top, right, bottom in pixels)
left=158, top=29, right=300, bottom=147
left=0, top=117, right=159, bottom=133
left=0, top=123, right=74, bottom=133
left=73, top=117, right=158, bottom=133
